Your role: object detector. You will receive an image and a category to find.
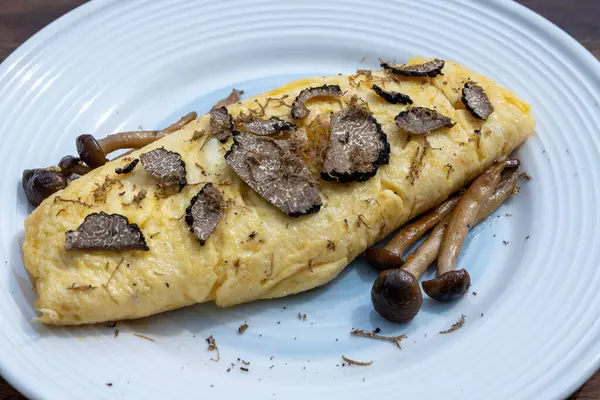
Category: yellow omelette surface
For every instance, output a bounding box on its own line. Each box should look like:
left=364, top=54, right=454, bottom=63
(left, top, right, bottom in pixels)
left=22, top=58, right=535, bottom=325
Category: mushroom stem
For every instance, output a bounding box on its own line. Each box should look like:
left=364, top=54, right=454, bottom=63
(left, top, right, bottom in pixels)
left=437, top=159, right=520, bottom=275
left=78, top=112, right=198, bottom=168
left=97, top=131, right=163, bottom=154
left=366, top=195, right=459, bottom=270
left=387, top=195, right=460, bottom=254
left=58, top=155, right=92, bottom=176
left=159, top=111, right=198, bottom=134
left=403, top=220, right=448, bottom=278
left=420, top=160, right=520, bottom=302
left=402, top=168, right=519, bottom=278
left=211, top=89, right=244, bottom=111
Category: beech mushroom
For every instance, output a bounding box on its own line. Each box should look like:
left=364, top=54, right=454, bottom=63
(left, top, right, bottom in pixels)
left=21, top=112, right=198, bottom=207
left=369, top=166, right=519, bottom=323
left=22, top=168, right=68, bottom=206
left=366, top=196, right=459, bottom=270
left=371, top=268, right=422, bottom=323
left=404, top=169, right=518, bottom=277
left=160, top=111, right=197, bottom=134
left=76, top=112, right=198, bottom=168
left=422, top=159, right=520, bottom=301
left=210, top=89, right=244, bottom=111
left=76, top=131, right=164, bottom=168
left=58, top=155, right=91, bottom=176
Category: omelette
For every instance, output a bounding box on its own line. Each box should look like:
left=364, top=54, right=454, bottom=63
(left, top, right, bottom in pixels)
left=22, top=57, right=535, bottom=325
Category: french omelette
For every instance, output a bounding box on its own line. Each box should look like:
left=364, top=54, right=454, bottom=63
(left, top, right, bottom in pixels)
left=22, top=57, right=535, bottom=325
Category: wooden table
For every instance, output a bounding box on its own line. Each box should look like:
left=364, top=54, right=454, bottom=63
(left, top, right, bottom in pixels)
left=0, top=0, right=599, bottom=398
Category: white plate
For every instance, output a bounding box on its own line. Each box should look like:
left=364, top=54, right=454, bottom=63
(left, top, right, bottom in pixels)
left=1, top=0, right=600, bottom=399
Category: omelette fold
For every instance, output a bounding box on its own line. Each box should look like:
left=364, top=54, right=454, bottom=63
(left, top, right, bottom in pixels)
left=22, top=57, right=535, bottom=325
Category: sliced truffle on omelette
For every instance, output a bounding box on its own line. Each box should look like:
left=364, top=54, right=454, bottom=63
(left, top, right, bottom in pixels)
left=225, top=133, right=322, bottom=216
left=115, top=158, right=139, bottom=175
left=372, top=84, right=413, bottom=105
left=140, top=148, right=187, bottom=190
left=292, top=84, right=343, bottom=119
left=321, top=105, right=390, bottom=182
left=185, top=183, right=224, bottom=245
left=381, top=59, right=445, bottom=78
left=395, top=107, right=455, bottom=135
left=210, top=106, right=235, bottom=142
left=66, top=212, right=148, bottom=251
left=240, top=117, right=294, bottom=136
left=462, top=82, right=494, bottom=120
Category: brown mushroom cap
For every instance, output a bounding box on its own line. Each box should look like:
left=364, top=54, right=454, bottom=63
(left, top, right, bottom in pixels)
left=422, top=269, right=471, bottom=302
left=76, top=134, right=107, bottom=168
left=366, top=247, right=405, bottom=271
left=371, top=269, right=423, bottom=323
left=58, top=155, right=91, bottom=176
left=22, top=168, right=68, bottom=206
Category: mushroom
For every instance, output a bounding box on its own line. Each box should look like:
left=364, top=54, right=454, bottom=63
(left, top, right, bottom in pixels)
left=21, top=112, right=199, bottom=207
left=403, top=168, right=519, bottom=283
left=366, top=195, right=460, bottom=271
left=58, top=155, right=91, bottom=176
left=371, top=268, right=422, bottom=323
left=22, top=168, right=69, bottom=206
left=76, top=131, right=164, bottom=168
left=160, top=111, right=198, bottom=134
left=76, top=112, right=198, bottom=168
left=422, top=159, right=520, bottom=301
left=211, top=89, right=244, bottom=111
left=370, top=169, right=519, bottom=323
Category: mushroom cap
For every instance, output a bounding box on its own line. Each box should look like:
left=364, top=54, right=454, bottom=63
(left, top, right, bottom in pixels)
left=371, top=269, right=423, bottom=323
left=366, top=247, right=405, bottom=271
left=76, top=134, right=107, bottom=168
left=58, top=155, right=81, bottom=171
left=22, top=168, right=68, bottom=206
left=422, top=269, right=471, bottom=302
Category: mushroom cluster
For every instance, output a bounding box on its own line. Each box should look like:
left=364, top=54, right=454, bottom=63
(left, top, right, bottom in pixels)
left=368, top=160, right=521, bottom=323
left=21, top=112, right=198, bottom=207
left=20, top=88, right=248, bottom=207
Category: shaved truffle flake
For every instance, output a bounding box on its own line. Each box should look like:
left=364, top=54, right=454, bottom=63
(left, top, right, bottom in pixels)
left=291, top=84, right=343, bottom=119
left=462, top=82, right=494, bottom=120
left=395, top=107, right=454, bottom=135
left=210, top=106, right=234, bottom=142
left=225, top=133, right=322, bottom=216
left=185, top=183, right=224, bottom=245
left=381, top=59, right=445, bottom=77
left=140, top=148, right=187, bottom=191
left=65, top=212, right=148, bottom=251
left=321, top=105, right=390, bottom=183
left=115, top=158, right=139, bottom=174
left=241, top=117, right=294, bottom=136
left=372, top=84, right=413, bottom=105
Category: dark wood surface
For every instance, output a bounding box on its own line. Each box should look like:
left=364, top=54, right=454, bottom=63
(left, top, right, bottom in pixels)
left=0, top=0, right=599, bottom=399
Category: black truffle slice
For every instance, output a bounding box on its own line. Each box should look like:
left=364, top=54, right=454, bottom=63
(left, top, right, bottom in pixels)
left=462, top=82, right=494, bottom=120
left=241, top=117, right=294, bottom=136
left=321, top=105, right=390, bottom=183
left=225, top=133, right=322, bottom=216
left=210, top=106, right=234, bottom=143
left=395, top=107, right=454, bottom=135
left=291, top=84, right=343, bottom=119
left=372, top=84, right=413, bottom=105
left=381, top=59, right=445, bottom=78
left=115, top=158, right=139, bottom=174
left=140, top=148, right=187, bottom=191
left=65, top=212, right=148, bottom=251
left=184, top=183, right=224, bottom=245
